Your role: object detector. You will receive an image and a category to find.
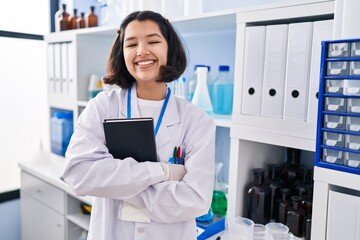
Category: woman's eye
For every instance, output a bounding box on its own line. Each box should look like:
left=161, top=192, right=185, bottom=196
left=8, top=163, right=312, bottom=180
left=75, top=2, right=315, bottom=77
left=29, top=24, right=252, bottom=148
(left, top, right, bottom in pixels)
left=126, top=43, right=137, bottom=48
left=149, top=41, right=160, bottom=45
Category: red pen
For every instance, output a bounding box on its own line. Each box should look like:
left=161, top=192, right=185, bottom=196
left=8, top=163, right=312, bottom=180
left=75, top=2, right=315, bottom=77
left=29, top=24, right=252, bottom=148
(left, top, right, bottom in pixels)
left=177, top=146, right=181, bottom=164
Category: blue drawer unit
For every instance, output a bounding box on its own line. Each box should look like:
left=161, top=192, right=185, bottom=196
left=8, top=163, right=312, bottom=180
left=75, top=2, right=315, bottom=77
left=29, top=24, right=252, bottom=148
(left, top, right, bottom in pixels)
left=316, top=38, right=360, bottom=174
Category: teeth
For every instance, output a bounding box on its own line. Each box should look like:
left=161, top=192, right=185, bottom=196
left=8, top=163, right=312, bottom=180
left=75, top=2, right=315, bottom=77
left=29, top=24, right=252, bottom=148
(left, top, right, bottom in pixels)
left=138, top=60, right=154, bottom=66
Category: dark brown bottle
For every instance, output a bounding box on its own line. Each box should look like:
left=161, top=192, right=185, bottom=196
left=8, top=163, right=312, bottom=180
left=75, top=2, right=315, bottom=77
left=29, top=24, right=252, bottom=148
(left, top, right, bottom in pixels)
left=279, top=148, right=302, bottom=188
left=86, top=6, right=98, bottom=28
left=305, top=215, right=312, bottom=240
left=55, top=4, right=69, bottom=32
left=59, top=12, right=69, bottom=31
left=68, top=9, right=78, bottom=30
left=287, top=196, right=305, bottom=237
left=293, top=168, right=310, bottom=197
left=246, top=168, right=271, bottom=224
left=266, top=164, right=283, bottom=220
left=276, top=188, right=290, bottom=224
left=77, top=12, right=86, bottom=29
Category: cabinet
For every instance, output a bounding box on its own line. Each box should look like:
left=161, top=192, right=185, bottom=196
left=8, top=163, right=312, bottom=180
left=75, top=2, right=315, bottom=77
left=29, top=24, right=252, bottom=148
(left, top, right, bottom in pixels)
left=19, top=154, right=92, bottom=240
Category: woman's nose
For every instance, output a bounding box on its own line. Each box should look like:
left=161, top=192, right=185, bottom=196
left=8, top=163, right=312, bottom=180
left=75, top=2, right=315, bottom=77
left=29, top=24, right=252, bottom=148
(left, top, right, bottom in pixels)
left=137, top=45, right=150, bottom=57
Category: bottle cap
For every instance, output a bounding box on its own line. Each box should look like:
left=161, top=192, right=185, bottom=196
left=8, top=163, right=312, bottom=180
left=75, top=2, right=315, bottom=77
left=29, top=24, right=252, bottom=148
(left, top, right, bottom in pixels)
left=194, top=64, right=211, bottom=72
left=219, top=65, right=230, bottom=71
left=54, top=111, right=73, bottom=120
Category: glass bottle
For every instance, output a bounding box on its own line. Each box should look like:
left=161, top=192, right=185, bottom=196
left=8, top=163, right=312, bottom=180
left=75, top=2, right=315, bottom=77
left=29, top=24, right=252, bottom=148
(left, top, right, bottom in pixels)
left=266, top=164, right=283, bottom=221
left=86, top=6, right=98, bottom=28
left=68, top=9, right=78, bottom=30
left=211, top=162, right=228, bottom=217
left=246, top=168, right=271, bottom=224
left=77, top=12, right=86, bottom=29
left=59, top=12, right=69, bottom=31
left=191, top=66, right=213, bottom=114
left=286, top=196, right=305, bottom=238
left=55, top=4, right=69, bottom=32
left=212, top=65, right=233, bottom=114
left=279, top=148, right=302, bottom=188
left=276, top=187, right=290, bottom=224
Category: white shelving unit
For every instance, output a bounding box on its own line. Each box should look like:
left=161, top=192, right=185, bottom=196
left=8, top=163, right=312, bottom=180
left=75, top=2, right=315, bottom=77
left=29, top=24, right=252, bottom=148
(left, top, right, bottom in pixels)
left=21, top=1, right=360, bottom=240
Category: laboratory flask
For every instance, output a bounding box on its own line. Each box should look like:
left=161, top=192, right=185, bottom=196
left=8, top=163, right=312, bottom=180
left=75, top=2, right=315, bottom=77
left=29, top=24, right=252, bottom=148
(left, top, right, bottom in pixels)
left=191, top=66, right=213, bottom=113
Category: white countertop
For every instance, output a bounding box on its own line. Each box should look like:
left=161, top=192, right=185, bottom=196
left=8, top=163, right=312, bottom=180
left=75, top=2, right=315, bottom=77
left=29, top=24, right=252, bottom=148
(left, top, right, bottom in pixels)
left=18, top=150, right=93, bottom=205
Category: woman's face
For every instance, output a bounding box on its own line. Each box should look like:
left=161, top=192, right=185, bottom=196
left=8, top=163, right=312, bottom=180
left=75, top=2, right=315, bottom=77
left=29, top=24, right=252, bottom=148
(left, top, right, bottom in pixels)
left=123, top=20, right=168, bottom=84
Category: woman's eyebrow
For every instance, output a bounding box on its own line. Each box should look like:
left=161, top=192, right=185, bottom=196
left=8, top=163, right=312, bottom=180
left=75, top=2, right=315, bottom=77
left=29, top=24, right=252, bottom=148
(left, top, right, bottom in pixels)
left=124, top=33, right=162, bottom=42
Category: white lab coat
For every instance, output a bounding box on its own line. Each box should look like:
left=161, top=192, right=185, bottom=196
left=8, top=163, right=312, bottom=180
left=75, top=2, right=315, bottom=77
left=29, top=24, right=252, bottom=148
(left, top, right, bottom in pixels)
left=63, top=86, right=216, bottom=240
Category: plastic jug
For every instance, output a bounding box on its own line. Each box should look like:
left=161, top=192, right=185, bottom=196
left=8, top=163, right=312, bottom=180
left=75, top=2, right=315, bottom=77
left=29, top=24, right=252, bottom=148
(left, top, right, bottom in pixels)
left=51, top=110, right=73, bottom=156
left=212, top=65, right=233, bottom=114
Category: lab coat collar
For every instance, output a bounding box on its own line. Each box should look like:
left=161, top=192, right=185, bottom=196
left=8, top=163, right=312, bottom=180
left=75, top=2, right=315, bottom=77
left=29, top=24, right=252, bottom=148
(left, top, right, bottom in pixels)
left=119, top=84, right=180, bottom=148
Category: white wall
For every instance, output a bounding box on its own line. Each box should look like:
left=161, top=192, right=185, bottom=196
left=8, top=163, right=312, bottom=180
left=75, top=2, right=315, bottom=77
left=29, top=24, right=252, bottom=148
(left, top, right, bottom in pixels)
left=0, top=0, right=49, bottom=193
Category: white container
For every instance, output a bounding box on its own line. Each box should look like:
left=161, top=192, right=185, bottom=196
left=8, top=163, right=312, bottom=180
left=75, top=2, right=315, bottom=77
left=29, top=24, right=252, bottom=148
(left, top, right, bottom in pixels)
left=343, top=79, right=360, bottom=95
left=161, top=0, right=184, bottom=19
left=350, top=61, right=360, bottom=76
left=140, top=0, right=162, bottom=12
left=351, top=41, right=360, bottom=57
left=184, top=0, right=202, bottom=16
left=327, top=61, right=348, bottom=76
left=345, top=134, right=360, bottom=150
left=323, top=132, right=344, bottom=148
left=344, top=152, right=360, bottom=168
left=191, top=67, right=213, bottom=113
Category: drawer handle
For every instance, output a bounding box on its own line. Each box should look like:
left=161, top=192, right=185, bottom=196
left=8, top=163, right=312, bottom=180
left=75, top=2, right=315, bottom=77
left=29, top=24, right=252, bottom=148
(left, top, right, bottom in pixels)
left=56, top=223, right=62, bottom=228
left=36, top=189, right=42, bottom=194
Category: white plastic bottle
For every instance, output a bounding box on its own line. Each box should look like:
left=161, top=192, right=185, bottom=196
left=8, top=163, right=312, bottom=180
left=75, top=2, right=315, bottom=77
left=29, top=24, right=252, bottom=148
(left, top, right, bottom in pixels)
left=212, top=65, right=233, bottom=114
left=188, top=65, right=212, bottom=101
left=191, top=67, right=213, bottom=113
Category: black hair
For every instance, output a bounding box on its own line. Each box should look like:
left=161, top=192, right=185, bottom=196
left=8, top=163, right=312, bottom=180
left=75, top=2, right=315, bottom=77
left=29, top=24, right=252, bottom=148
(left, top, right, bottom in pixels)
left=103, top=11, right=188, bottom=89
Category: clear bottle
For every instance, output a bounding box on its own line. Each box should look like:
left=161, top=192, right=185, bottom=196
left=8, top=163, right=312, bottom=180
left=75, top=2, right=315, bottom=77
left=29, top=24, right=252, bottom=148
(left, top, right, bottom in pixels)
left=77, top=12, right=86, bottom=29
left=86, top=6, right=98, bottom=28
left=55, top=4, right=69, bottom=32
left=68, top=9, right=78, bottom=30
left=191, top=66, right=213, bottom=113
left=212, top=65, right=233, bottom=114
left=246, top=168, right=271, bottom=224
left=211, top=162, right=228, bottom=217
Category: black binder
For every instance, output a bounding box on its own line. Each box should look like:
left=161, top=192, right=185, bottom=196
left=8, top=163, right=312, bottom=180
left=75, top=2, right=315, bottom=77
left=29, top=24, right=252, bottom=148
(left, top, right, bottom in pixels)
left=103, top=118, right=157, bottom=162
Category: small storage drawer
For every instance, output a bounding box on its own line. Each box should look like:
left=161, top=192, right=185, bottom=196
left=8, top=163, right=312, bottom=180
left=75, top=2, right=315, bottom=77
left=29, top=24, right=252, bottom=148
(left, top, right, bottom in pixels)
left=322, top=148, right=344, bottom=165
left=326, top=79, right=344, bottom=94
left=344, top=152, right=360, bottom=168
left=346, top=116, right=360, bottom=132
left=323, top=132, right=344, bottom=148
left=343, top=80, right=360, bottom=95
left=345, top=134, right=360, bottom=150
left=351, top=41, right=360, bottom=57
left=324, top=114, right=345, bottom=130
left=328, top=42, right=350, bottom=57
left=350, top=61, right=360, bottom=76
left=325, top=97, right=346, bottom=112
left=21, top=171, right=65, bottom=214
left=327, top=61, right=348, bottom=76
left=347, top=98, right=360, bottom=113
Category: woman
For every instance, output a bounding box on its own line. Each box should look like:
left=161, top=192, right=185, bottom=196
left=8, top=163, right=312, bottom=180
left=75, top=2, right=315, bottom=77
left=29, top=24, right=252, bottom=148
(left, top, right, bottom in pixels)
left=63, top=10, right=215, bottom=240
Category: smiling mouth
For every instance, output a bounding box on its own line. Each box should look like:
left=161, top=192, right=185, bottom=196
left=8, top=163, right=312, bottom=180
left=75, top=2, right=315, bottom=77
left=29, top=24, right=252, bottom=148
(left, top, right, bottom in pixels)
left=137, top=60, right=155, bottom=66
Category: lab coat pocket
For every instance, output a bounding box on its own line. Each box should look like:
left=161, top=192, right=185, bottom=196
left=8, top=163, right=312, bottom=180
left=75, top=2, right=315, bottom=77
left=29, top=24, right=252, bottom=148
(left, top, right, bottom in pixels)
left=118, top=201, right=150, bottom=223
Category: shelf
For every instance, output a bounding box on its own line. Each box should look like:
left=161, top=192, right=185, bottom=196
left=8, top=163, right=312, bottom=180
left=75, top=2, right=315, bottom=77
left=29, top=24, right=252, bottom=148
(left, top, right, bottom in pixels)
left=211, top=114, right=232, bottom=128
left=67, top=213, right=90, bottom=231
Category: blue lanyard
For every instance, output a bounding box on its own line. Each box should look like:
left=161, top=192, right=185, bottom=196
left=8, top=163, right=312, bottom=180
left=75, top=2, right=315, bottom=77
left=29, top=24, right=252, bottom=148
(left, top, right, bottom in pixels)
left=127, top=86, right=171, bottom=136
